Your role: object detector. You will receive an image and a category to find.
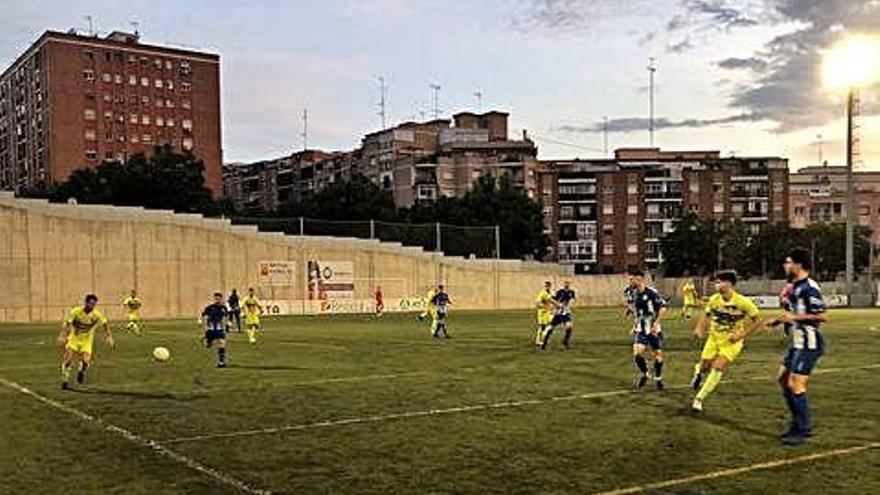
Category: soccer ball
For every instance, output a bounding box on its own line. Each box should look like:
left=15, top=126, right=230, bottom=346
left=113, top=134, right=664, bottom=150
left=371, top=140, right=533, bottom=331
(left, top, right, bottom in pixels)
left=152, top=346, right=171, bottom=362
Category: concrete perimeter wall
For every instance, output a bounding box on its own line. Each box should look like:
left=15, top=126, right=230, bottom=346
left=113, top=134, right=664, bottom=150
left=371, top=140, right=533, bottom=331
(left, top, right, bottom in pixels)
left=0, top=193, right=641, bottom=323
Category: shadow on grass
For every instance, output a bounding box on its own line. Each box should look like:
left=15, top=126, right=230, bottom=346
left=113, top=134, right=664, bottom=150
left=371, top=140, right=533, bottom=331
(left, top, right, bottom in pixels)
left=227, top=364, right=306, bottom=371
left=69, top=387, right=207, bottom=401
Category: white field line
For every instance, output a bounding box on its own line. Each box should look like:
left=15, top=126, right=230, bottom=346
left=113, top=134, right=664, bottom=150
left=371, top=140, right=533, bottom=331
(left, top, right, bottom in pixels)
left=590, top=442, right=880, bottom=495
left=163, top=363, right=880, bottom=444
left=0, top=377, right=272, bottom=495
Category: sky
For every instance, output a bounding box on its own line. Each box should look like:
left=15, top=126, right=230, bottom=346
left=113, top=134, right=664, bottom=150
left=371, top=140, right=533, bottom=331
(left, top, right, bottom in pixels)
left=1, top=0, right=879, bottom=169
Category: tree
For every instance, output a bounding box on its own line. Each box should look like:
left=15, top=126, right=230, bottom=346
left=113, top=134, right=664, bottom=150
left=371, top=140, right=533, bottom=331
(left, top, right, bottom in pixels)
left=45, top=146, right=219, bottom=214
left=659, top=214, right=719, bottom=277
left=278, top=174, right=397, bottom=222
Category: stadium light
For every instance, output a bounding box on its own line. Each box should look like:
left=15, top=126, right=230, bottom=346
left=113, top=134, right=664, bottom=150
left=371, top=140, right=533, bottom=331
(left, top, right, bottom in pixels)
left=822, top=35, right=880, bottom=299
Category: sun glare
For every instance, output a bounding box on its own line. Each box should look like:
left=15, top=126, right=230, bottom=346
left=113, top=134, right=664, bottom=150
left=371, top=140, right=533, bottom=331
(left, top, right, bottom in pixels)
left=823, top=35, right=880, bottom=89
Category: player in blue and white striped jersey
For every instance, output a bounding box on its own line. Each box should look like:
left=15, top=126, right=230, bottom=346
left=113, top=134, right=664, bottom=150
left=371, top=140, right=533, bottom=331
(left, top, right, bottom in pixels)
left=628, top=270, right=668, bottom=390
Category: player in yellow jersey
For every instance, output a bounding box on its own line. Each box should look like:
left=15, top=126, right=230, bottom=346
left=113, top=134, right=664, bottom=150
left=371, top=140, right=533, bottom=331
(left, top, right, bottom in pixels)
left=690, top=270, right=763, bottom=412
left=121, top=289, right=143, bottom=335
left=534, top=281, right=559, bottom=349
left=418, top=286, right=437, bottom=331
left=57, top=294, right=114, bottom=390
left=680, top=279, right=698, bottom=321
left=242, top=287, right=263, bottom=345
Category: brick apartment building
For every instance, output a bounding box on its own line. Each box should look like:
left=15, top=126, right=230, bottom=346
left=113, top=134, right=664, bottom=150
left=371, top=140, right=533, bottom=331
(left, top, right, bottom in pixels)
left=0, top=30, right=222, bottom=195
left=224, top=111, right=538, bottom=211
left=789, top=164, right=880, bottom=269
left=538, top=148, right=789, bottom=274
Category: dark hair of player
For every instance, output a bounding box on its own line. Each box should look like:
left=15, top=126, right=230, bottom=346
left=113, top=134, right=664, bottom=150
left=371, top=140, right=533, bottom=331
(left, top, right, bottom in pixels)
left=85, top=294, right=98, bottom=303
left=630, top=269, right=645, bottom=278
left=715, top=270, right=737, bottom=285
left=213, top=292, right=223, bottom=298
left=787, top=247, right=811, bottom=270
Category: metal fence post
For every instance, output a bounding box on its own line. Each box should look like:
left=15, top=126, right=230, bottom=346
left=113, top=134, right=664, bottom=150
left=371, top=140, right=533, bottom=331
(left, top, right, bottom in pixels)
left=435, top=222, right=442, bottom=252
left=299, top=216, right=304, bottom=235
left=370, top=219, right=376, bottom=240
left=495, top=225, right=501, bottom=259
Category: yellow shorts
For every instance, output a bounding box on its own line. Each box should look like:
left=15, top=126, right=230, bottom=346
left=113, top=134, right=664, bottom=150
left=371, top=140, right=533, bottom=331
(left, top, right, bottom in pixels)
left=66, top=332, right=95, bottom=354
left=536, top=311, right=553, bottom=326
left=127, top=312, right=141, bottom=322
left=245, top=314, right=260, bottom=327
left=701, top=332, right=743, bottom=363
left=427, top=307, right=437, bottom=319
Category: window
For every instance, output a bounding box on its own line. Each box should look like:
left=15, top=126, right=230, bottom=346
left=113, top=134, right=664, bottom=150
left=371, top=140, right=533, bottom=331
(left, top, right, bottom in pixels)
left=155, top=79, right=163, bottom=89
left=156, top=117, right=164, bottom=127
left=181, top=100, right=191, bottom=109
left=603, top=244, right=614, bottom=256
left=142, top=95, right=150, bottom=105
left=689, top=181, right=700, bottom=193
left=166, top=118, right=175, bottom=127
left=181, top=119, right=193, bottom=131
left=713, top=182, right=724, bottom=193
left=627, top=204, right=638, bottom=215
left=84, top=130, right=96, bottom=141
left=165, top=99, right=174, bottom=108
left=128, top=54, right=137, bottom=63
left=602, top=224, right=614, bottom=236
left=83, top=50, right=95, bottom=60
left=182, top=137, right=194, bottom=150
left=83, top=109, right=96, bottom=120
left=627, top=183, right=638, bottom=194
left=142, top=115, right=150, bottom=125
left=114, top=74, right=122, bottom=84
left=103, top=110, right=112, bottom=120
left=129, top=75, right=137, bottom=85
left=713, top=202, right=724, bottom=213
left=560, top=206, right=574, bottom=220
left=165, top=60, right=173, bottom=70
left=102, top=73, right=112, bottom=83
left=603, top=203, right=614, bottom=215
left=141, top=76, right=149, bottom=87
left=83, top=69, right=95, bottom=81
left=86, top=93, right=97, bottom=102
left=85, top=150, right=97, bottom=160
left=627, top=244, right=639, bottom=254
left=130, top=114, right=138, bottom=124
left=142, top=134, right=152, bottom=143
left=859, top=205, right=871, bottom=216
left=130, top=135, right=140, bottom=143
left=165, top=80, right=174, bottom=90
left=576, top=223, right=596, bottom=239
left=181, top=81, right=191, bottom=92
left=103, top=94, right=112, bottom=102
left=602, top=185, right=615, bottom=194
left=155, top=99, right=164, bottom=108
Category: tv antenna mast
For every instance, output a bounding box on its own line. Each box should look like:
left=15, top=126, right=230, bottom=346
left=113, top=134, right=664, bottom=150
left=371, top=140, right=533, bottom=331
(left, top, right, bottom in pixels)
left=647, top=57, right=658, bottom=147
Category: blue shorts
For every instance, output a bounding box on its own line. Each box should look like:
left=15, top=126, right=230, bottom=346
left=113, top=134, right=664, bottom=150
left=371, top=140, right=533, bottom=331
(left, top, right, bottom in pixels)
left=634, top=331, right=663, bottom=350
left=553, top=313, right=573, bottom=326
left=783, top=346, right=824, bottom=376
left=205, top=327, right=226, bottom=344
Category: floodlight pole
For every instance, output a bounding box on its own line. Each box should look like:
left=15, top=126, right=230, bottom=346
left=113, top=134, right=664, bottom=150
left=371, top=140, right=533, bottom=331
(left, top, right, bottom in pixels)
left=845, top=87, right=855, bottom=299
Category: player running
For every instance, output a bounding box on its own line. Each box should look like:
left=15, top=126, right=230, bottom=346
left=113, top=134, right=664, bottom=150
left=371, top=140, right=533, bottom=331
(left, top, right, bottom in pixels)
left=121, top=289, right=143, bottom=335
left=58, top=294, right=115, bottom=389
left=540, top=281, right=576, bottom=350
left=418, top=286, right=437, bottom=323
left=375, top=285, right=384, bottom=318
left=690, top=270, right=763, bottom=412
left=623, top=274, right=637, bottom=320
left=629, top=270, right=667, bottom=390
left=227, top=288, right=242, bottom=333
left=772, top=248, right=827, bottom=446
left=242, top=287, right=263, bottom=345
left=534, top=281, right=559, bottom=350
left=199, top=292, right=229, bottom=368
left=430, top=285, right=451, bottom=338
left=680, top=279, right=698, bottom=321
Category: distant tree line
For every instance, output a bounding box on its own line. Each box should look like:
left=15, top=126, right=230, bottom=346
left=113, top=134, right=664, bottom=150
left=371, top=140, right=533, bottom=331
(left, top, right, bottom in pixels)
left=661, top=213, right=872, bottom=280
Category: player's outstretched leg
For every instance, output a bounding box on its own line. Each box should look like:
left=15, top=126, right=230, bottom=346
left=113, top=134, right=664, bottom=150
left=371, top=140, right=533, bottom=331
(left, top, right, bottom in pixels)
left=633, top=352, right=648, bottom=389
left=246, top=325, right=257, bottom=344
left=76, top=356, right=90, bottom=385
left=60, top=351, right=74, bottom=390
left=217, top=341, right=228, bottom=368
left=652, top=352, right=665, bottom=391
left=562, top=325, right=573, bottom=349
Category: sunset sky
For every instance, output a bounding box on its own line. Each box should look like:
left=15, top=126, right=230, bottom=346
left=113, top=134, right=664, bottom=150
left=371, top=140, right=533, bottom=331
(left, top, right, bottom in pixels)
left=2, top=0, right=878, bottom=168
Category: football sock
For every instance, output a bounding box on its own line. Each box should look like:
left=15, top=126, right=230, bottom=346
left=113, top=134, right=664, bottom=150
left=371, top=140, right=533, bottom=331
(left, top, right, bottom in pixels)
left=541, top=327, right=554, bottom=349
left=562, top=328, right=572, bottom=346
left=247, top=327, right=256, bottom=343
left=695, top=369, right=723, bottom=401
left=791, top=392, right=811, bottom=433
left=61, top=363, right=71, bottom=382
left=217, top=347, right=227, bottom=365
left=634, top=355, right=648, bottom=375
left=78, top=361, right=88, bottom=373
left=782, top=387, right=797, bottom=420
left=653, top=360, right=664, bottom=380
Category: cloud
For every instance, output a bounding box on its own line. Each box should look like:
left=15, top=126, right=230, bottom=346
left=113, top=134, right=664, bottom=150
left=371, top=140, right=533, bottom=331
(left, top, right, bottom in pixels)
left=666, top=37, right=694, bottom=52
left=555, top=112, right=765, bottom=133
left=716, top=56, right=768, bottom=70
left=682, top=0, right=759, bottom=30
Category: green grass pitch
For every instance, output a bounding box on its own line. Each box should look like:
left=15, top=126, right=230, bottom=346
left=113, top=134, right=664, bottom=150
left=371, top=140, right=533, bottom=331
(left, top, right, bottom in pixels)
left=1, top=308, right=878, bottom=494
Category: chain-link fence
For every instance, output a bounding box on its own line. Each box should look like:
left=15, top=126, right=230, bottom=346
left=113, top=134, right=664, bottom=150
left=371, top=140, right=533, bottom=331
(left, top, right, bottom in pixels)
left=229, top=216, right=499, bottom=258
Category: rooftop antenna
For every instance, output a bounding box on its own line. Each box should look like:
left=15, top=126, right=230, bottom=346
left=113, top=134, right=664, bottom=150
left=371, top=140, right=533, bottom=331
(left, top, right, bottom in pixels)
left=647, top=57, right=658, bottom=147
left=85, top=15, right=94, bottom=36
left=130, top=20, right=140, bottom=36
left=603, top=116, right=609, bottom=157
left=474, top=90, right=483, bottom=112
left=377, top=76, right=387, bottom=130
left=300, top=108, right=308, bottom=151
left=430, top=83, right=441, bottom=120
left=814, top=133, right=824, bottom=166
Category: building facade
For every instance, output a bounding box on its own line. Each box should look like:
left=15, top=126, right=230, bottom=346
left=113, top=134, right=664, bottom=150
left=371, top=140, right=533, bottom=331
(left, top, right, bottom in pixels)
left=0, top=30, right=222, bottom=194
left=539, top=148, right=789, bottom=274
left=789, top=165, right=880, bottom=269
left=224, top=111, right=538, bottom=212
